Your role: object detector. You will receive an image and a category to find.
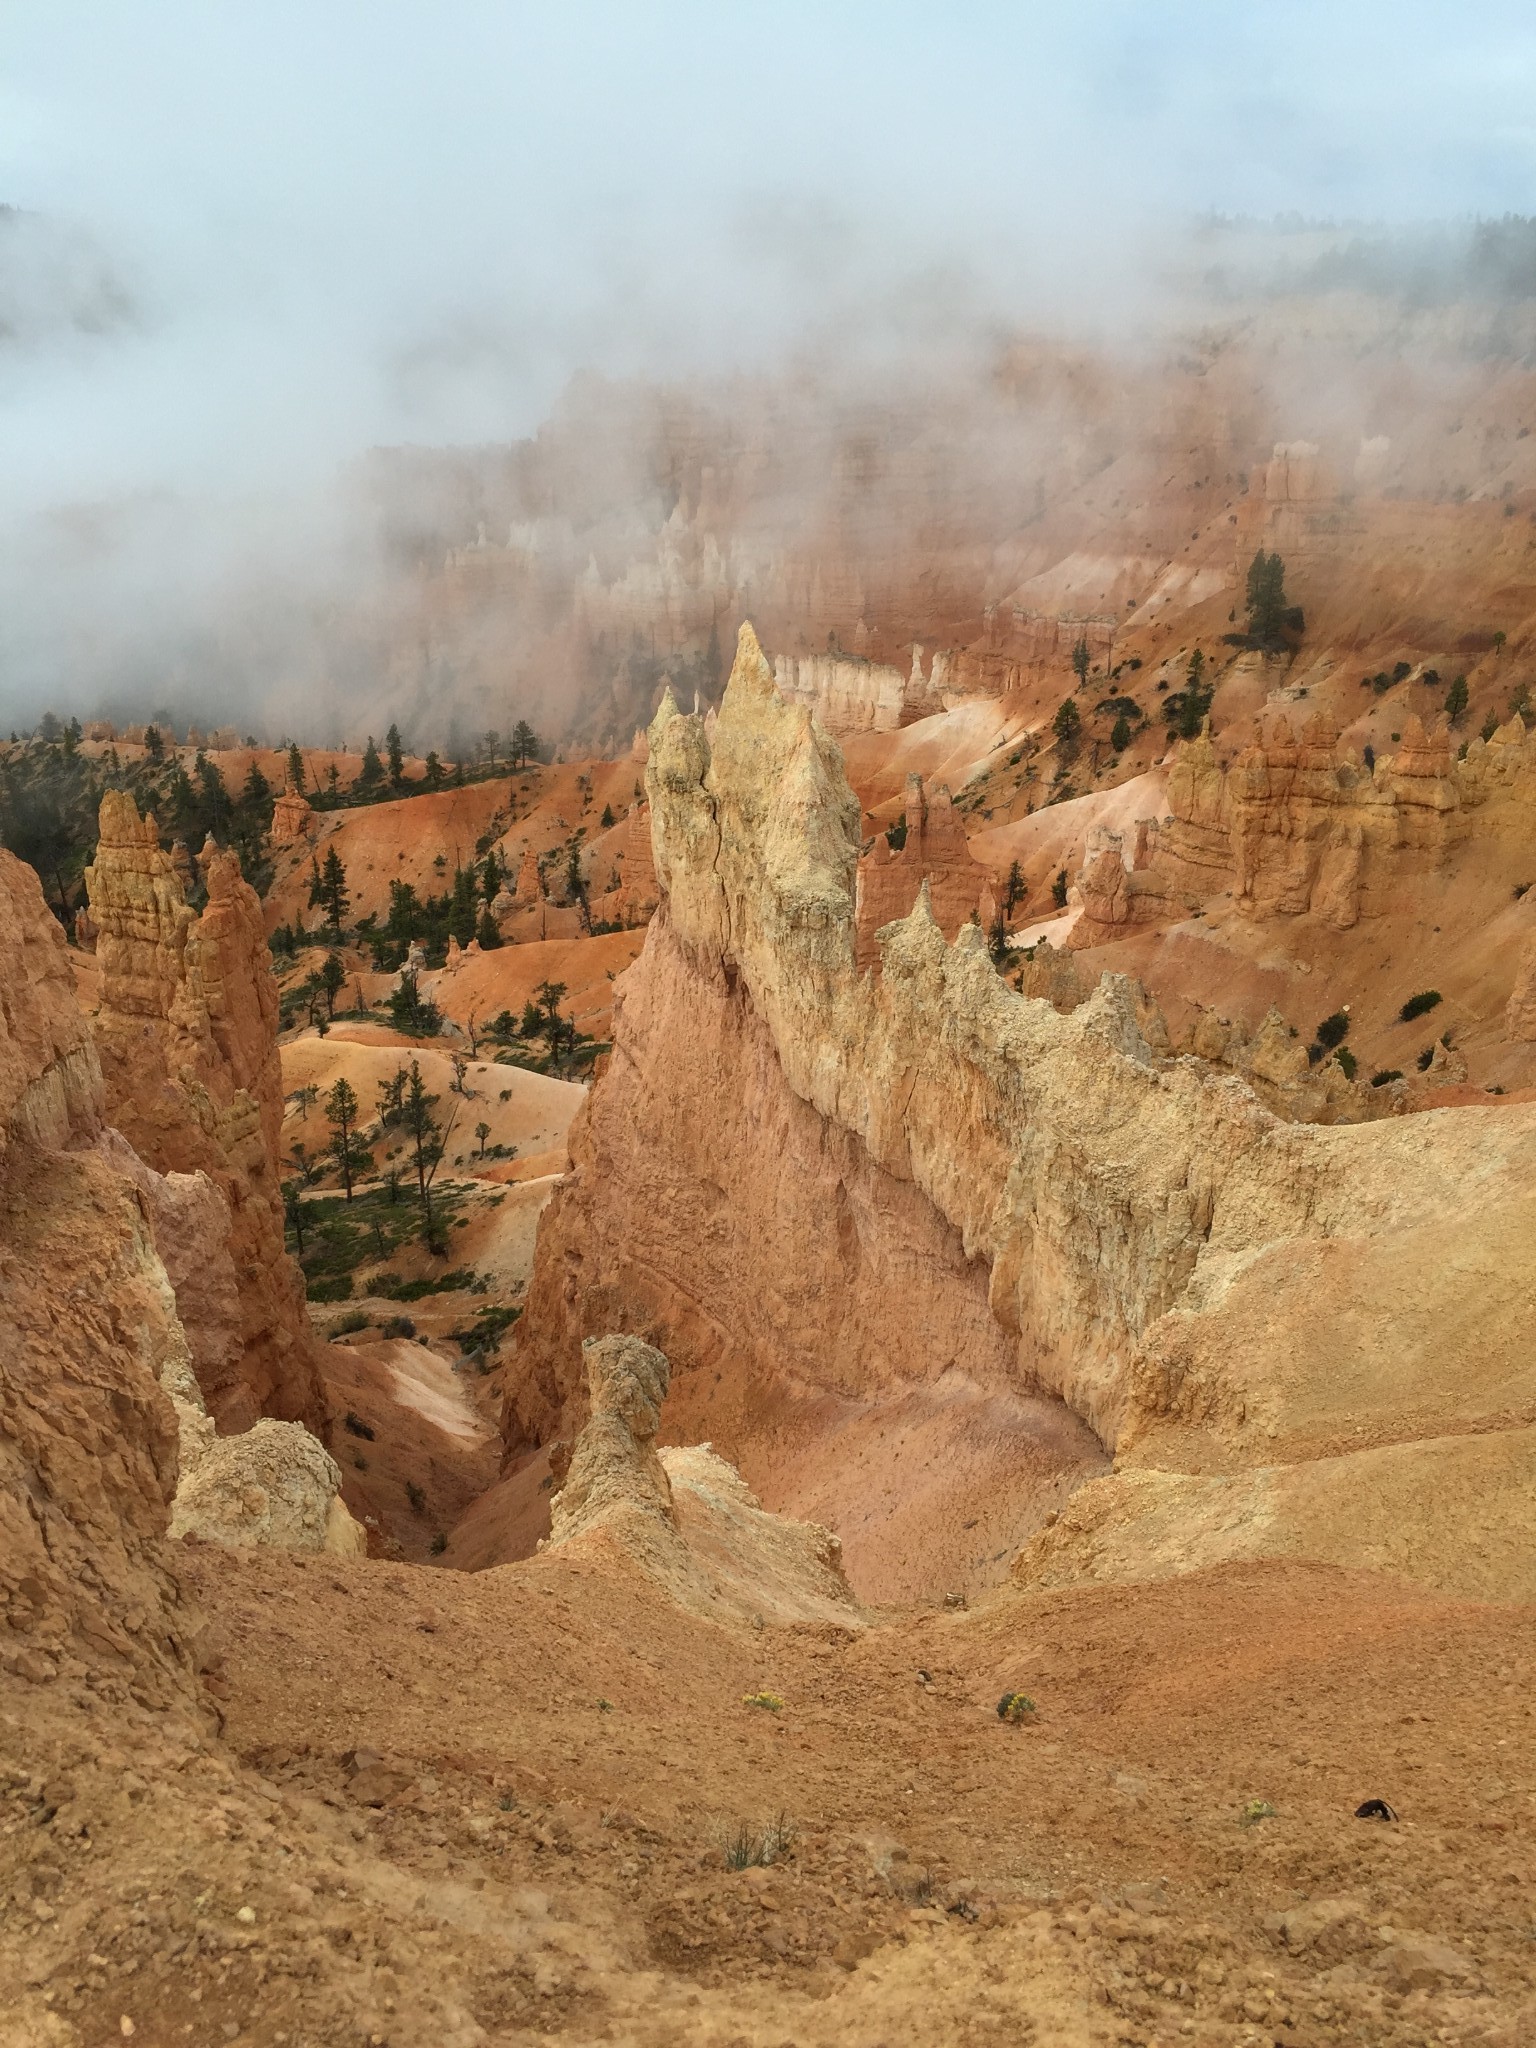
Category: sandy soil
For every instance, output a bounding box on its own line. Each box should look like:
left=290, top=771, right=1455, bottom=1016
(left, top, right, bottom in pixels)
left=279, top=1028, right=584, bottom=1170
left=20, top=1542, right=1517, bottom=2046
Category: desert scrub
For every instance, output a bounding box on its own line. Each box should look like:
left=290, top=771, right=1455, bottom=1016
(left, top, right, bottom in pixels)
left=1240, top=1799, right=1277, bottom=1825
left=741, top=1690, right=784, bottom=1713
left=1399, top=989, right=1443, bottom=1023
left=721, top=1812, right=793, bottom=1869
left=996, top=1691, right=1037, bottom=1724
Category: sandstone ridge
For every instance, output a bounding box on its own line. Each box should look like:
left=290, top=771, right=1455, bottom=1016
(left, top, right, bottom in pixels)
left=514, top=623, right=1536, bottom=1602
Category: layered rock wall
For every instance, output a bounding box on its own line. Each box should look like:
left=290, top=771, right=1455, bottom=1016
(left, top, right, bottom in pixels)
left=1071, top=709, right=1536, bottom=948
left=513, top=624, right=1536, bottom=1601
left=0, top=850, right=197, bottom=1703
left=85, top=793, right=326, bottom=1433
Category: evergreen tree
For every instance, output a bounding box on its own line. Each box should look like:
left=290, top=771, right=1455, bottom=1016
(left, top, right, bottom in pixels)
left=324, top=1076, right=362, bottom=1202
left=282, top=1182, right=308, bottom=1257
left=481, top=849, right=502, bottom=902
left=1244, top=551, right=1301, bottom=647
left=511, top=719, right=538, bottom=769
left=385, top=722, right=405, bottom=788
left=357, top=736, right=385, bottom=791
left=402, top=1058, right=456, bottom=1242
left=286, top=742, right=306, bottom=794
left=1004, top=860, right=1025, bottom=917
left=476, top=906, right=502, bottom=950
left=241, top=760, right=272, bottom=821
left=307, top=856, right=325, bottom=910
left=144, top=725, right=165, bottom=763
left=1111, top=713, right=1132, bottom=752
left=1052, top=698, right=1082, bottom=748
left=319, top=845, right=350, bottom=934
left=1444, top=674, right=1470, bottom=724
left=320, top=949, right=346, bottom=1018
left=1071, top=635, right=1091, bottom=688
left=600, top=802, right=615, bottom=828
left=387, top=969, right=441, bottom=1038
left=194, top=753, right=232, bottom=836
left=448, top=865, right=478, bottom=947
left=424, top=750, right=445, bottom=788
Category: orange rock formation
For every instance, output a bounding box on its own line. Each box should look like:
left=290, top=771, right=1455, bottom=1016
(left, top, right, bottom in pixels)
left=511, top=624, right=1536, bottom=1605
left=85, top=793, right=325, bottom=1432
left=854, top=772, right=994, bottom=971
left=1069, top=710, right=1536, bottom=949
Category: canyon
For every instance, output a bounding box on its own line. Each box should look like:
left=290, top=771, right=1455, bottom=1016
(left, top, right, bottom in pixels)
left=5, top=290, right=1536, bottom=2045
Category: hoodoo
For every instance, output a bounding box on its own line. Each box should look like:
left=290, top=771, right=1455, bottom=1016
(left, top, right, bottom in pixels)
left=511, top=623, right=1536, bottom=1604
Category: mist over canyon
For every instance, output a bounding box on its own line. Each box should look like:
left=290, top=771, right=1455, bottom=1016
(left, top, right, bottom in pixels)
left=5, top=11, right=1536, bottom=2047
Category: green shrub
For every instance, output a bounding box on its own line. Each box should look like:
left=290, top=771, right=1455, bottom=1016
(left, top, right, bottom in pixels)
left=996, top=1691, right=1037, bottom=1724
left=1315, top=1009, right=1350, bottom=1049
left=722, top=1813, right=793, bottom=1870
left=331, top=1312, right=370, bottom=1338
left=1371, top=1069, right=1403, bottom=1087
left=1335, top=1047, right=1357, bottom=1080
left=1399, top=989, right=1443, bottom=1023
left=308, top=1273, right=353, bottom=1303
left=381, top=1314, right=416, bottom=1339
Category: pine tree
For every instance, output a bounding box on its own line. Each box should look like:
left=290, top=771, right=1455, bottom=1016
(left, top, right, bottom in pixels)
left=1244, top=551, right=1300, bottom=646
left=357, top=736, right=385, bottom=791
left=320, top=949, right=346, bottom=1018
left=1071, top=635, right=1091, bottom=688
left=402, top=1059, right=456, bottom=1241
left=1053, top=698, right=1082, bottom=747
left=144, top=725, right=165, bottom=763
left=324, top=1076, right=362, bottom=1202
left=511, top=719, right=538, bottom=770
left=424, top=750, right=445, bottom=788
left=385, top=723, right=405, bottom=788
left=1444, top=674, right=1470, bottom=724
left=449, top=865, right=477, bottom=947
left=476, top=906, right=502, bottom=950
left=1004, top=860, right=1025, bottom=917
left=241, top=760, right=272, bottom=820
left=481, top=850, right=501, bottom=903
left=1112, top=713, right=1132, bottom=752
left=195, top=754, right=231, bottom=835
left=319, top=845, right=350, bottom=934
left=286, top=742, right=305, bottom=794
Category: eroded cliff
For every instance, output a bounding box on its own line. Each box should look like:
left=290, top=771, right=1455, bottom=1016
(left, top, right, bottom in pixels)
left=512, top=624, right=1536, bottom=1602
left=85, top=792, right=325, bottom=1432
